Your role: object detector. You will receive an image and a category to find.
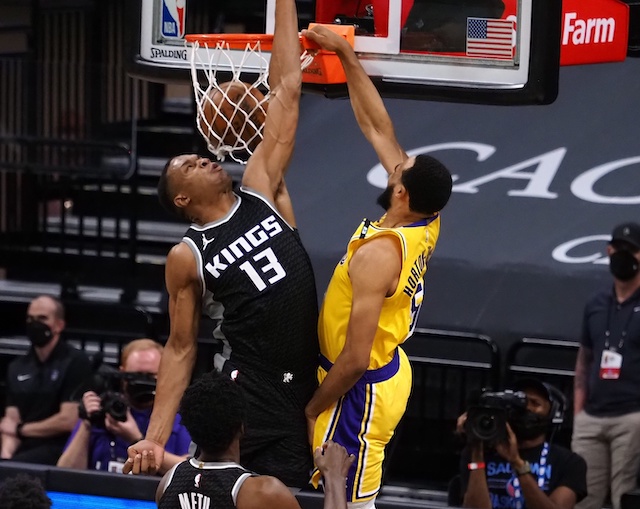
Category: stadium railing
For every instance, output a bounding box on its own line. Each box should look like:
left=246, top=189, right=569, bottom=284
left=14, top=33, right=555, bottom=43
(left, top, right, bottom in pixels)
left=385, top=327, right=500, bottom=489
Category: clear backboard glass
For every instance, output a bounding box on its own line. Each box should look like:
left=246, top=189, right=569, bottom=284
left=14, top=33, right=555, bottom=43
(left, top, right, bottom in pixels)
left=129, top=0, right=562, bottom=105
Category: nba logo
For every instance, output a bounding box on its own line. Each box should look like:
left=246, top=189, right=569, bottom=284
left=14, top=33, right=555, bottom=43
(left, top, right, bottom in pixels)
left=161, top=0, right=186, bottom=39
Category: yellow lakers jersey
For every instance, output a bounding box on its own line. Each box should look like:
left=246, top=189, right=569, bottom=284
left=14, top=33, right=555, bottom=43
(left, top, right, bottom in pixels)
left=318, top=214, right=441, bottom=369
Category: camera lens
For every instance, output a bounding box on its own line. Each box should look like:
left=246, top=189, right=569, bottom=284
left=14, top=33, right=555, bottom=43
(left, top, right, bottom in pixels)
left=111, top=399, right=127, bottom=413
left=478, top=415, right=496, bottom=434
left=102, top=392, right=129, bottom=422
left=470, top=413, right=499, bottom=441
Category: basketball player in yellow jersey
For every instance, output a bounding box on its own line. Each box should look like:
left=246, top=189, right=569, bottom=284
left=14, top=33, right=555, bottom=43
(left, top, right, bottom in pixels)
left=302, top=26, right=453, bottom=508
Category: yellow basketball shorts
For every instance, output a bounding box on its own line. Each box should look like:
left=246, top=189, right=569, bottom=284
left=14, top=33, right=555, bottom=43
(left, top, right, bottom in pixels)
left=311, top=348, right=412, bottom=503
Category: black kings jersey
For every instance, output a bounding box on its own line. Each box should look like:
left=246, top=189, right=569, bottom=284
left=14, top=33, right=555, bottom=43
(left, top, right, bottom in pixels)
left=158, top=459, right=254, bottom=509
left=182, top=187, right=319, bottom=384
left=183, top=188, right=317, bottom=486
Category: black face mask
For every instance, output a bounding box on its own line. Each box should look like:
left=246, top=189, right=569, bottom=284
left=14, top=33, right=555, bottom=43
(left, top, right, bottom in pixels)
left=609, top=250, right=640, bottom=282
left=510, top=411, right=549, bottom=441
left=26, top=320, right=54, bottom=348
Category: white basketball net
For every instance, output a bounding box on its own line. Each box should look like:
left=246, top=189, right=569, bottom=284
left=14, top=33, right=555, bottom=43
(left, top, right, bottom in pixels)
left=189, top=39, right=314, bottom=164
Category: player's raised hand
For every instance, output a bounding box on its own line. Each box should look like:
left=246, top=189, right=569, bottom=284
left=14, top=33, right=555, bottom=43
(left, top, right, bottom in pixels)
left=301, top=25, right=350, bottom=53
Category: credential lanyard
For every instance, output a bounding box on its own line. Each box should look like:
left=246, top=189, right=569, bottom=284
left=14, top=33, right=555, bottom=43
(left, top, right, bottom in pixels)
left=604, top=295, right=640, bottom=351
left=511, top=442, right=549, bottom=509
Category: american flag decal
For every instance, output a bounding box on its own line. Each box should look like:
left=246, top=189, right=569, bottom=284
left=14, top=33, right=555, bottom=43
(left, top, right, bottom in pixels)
left=466, top=18, right=514, bottom=60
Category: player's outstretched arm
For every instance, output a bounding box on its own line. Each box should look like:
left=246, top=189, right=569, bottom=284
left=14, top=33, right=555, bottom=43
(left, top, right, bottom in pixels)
left=302, top=25, right=406, bottom=174
left=305, top=236, right=401, bottom=427
left=243, top=0, right=301, bottom=203
left=125, top=243, right=200, bottom=475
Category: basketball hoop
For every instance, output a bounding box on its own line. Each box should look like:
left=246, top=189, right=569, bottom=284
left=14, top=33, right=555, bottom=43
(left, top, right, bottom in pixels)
left=186, top=34, right=314, bottom=164
left=185, top=25, right=354, bottom=164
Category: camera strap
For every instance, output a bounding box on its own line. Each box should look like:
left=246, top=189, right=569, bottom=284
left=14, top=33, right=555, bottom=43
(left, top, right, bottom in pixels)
left=511, top=441, right=549, bottom=509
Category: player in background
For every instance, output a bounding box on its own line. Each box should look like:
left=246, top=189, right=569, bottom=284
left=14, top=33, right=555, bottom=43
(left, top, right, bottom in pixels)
left=145, top=370, right=354, bottom=509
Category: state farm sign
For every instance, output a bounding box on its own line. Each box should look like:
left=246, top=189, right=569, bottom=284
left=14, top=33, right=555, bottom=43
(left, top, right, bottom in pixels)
left=561, top=0, right=629, bottom=65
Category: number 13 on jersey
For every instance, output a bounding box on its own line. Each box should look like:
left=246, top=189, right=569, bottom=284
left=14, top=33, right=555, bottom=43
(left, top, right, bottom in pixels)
left=239, top=247, right=286, bottom=291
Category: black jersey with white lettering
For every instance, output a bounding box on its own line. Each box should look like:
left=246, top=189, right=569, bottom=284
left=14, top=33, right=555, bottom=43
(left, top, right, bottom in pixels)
left=182, top=188, right=318, bottom=486
left=158, top=459, right=253, bottom=509
left=182, top=187, right=319, bottom=382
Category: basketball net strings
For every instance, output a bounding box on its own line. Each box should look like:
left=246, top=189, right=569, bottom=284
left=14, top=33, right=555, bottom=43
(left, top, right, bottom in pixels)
left=189, top=40, right=314, bottom=164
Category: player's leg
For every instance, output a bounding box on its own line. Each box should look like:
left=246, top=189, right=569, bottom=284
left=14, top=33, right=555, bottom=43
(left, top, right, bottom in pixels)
left=351, top=351, right=412, bottom=503
left=312, top=350, right=412, bottom=506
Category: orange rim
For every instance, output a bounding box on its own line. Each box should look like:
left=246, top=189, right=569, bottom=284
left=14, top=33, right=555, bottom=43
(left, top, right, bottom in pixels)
left=185, top=34, right=275, bottom=51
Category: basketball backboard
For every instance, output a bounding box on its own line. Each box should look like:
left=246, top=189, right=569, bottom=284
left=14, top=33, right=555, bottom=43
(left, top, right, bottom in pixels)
left=128, top=0, right=563, bottom=105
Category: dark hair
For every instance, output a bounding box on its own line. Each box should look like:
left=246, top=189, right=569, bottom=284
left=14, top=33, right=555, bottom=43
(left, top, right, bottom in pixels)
left=0, top=474, right=52, bottom=509
left=401, top=154, right=453, bottom=215
left=179, top=370, right=246, bottom=456
left=157, top=157, right=187, bottom=220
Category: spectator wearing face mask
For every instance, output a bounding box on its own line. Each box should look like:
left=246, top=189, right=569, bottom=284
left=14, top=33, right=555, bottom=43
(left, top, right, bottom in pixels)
left=57, top=338, right=191, bottom=474
left=0, top=295, right=92, bottom=464
left=573, top=222, right=640, bottom=509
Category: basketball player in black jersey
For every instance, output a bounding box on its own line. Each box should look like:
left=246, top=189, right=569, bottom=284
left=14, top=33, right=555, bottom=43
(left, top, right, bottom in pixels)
left=145, top=371, right=353, bottom=509
left=125, top=0, right=319, bottom=488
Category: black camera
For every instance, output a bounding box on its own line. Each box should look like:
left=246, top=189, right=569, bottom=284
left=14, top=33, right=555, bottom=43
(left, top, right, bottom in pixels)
left=92, top=391, right=129, bottom=424
left=76, top=355, right=156, bottom=428
left=78, top=364, right=129, bottom=427
left=465, top=390, right=527, bottom=445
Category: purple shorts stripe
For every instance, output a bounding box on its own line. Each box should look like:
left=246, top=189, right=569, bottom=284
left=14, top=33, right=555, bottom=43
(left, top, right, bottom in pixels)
left=318, top=350, right=400, bottom=500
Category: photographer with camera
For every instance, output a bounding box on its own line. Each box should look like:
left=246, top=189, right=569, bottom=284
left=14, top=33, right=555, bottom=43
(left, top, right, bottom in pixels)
left=57, top=339, right=191, bottom=473
left=457, top=379, right=586, bottom=509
